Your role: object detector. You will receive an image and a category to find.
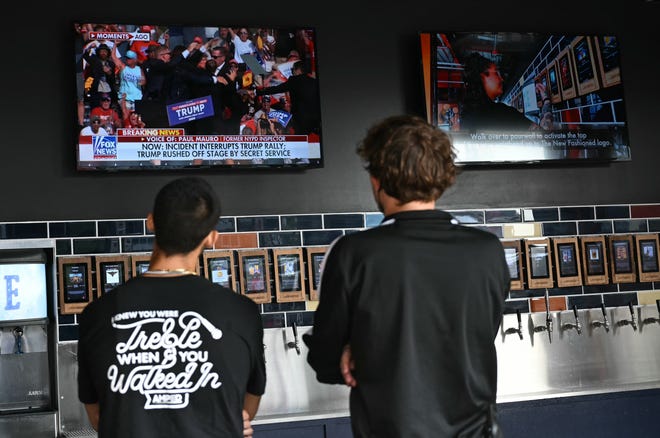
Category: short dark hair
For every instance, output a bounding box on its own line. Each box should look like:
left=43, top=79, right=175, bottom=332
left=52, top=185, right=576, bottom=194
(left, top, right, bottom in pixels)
left=356, top=115, right=456, bottom=203
left=293, top=60, right=306, bottom=73
left=463, top=52, right=496, bottom=103
left=212, top=46, right=228, bottom=56
left=152, top=177, right=221, bottom=255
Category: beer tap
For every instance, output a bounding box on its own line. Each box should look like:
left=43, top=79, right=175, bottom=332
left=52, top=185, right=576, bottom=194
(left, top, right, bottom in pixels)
left=12, top=327, right=24, bottom=354
left=503, top=309, right=524, bottom=340
left=642, top=299, right=660, bottom=326
left=616, top=301, right=638, bottom=331
left=561, top=305, right=582, bottom=335
left=533, top=290, right=553, bottom=342
left=591, top=303, right=610, bottom=332
left=286, top=321, right=301, bottom=355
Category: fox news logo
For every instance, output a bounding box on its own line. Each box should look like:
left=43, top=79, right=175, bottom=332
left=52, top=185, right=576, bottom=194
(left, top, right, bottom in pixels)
left=93, top=136, right=118, bottom=158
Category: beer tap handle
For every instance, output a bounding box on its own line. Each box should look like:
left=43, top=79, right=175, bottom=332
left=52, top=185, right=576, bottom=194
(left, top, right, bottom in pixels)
left=545, top=290, right=553, bottom=343
left=286, top=321, right=301, bottom=355
left=643, top=299, right=660, bottom=326
left=12, top=327, right=24, bottom=354
left=503, top=309, right=524, bottom=340
left=601, top=303, right=610, bottom=331
left=562, top=304, right=582, bottom=335
left=629, top=301, right=637, bottom=330
left=616, top=301, right=638, bottom=331
left=573, top=305, right=582, bottom=334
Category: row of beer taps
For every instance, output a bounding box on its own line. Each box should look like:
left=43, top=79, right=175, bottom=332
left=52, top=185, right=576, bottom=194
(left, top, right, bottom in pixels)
left=503, top=290, right=660, bottom=343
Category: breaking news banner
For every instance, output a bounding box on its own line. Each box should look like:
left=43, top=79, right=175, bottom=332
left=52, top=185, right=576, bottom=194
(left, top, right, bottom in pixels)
left=78, top=131, right=321, bottom=162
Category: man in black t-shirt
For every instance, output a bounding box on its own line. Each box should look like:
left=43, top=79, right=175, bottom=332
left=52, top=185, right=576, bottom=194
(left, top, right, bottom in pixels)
left=303, top=116, right=509, bottom=438
left=78, top=177, right=265, bottom=438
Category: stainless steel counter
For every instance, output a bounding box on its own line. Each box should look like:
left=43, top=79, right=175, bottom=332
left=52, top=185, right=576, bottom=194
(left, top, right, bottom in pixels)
left=53, top=303, right=660, bottom=435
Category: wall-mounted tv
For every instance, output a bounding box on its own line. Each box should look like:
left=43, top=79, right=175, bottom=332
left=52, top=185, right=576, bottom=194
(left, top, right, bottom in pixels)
left=75, top=23, right=322, bottom=171
left=419, top=32, right=630, bottom=165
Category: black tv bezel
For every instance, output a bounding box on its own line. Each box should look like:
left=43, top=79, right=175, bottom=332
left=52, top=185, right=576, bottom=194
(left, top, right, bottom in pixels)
left=74, top=21, right=324, bottom=173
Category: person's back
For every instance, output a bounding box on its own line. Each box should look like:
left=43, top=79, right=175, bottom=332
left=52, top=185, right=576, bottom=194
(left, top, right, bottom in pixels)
left=321, top=213, right=507, bottom=437
left=78, top=275, right=263, bottom=437
left=78, top=176, right=265, bottom=438
left=303, top=115, right=509, bottom=438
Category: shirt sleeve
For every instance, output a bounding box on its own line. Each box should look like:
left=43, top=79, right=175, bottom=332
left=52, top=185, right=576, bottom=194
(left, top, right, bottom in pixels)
left=77, top=308, right=99, bottom=404
left=302, top=239, right=351, bottom=384
left=246, top=303, right=266, bottom=396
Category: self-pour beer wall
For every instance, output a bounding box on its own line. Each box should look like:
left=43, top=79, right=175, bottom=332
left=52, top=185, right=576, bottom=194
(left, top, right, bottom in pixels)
left=5, top=203, right=658, bottom=343
left=2, top=0, right=659, bottom=435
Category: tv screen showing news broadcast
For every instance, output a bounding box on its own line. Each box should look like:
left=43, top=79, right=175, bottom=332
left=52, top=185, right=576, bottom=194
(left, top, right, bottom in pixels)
left=419, top=32, right=631, bottom=165
left=75, top=23, right=323, bottom=171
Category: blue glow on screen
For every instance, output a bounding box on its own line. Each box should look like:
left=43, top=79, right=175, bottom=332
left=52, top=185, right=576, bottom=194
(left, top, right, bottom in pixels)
left=1, top=263, right=48, bottom=321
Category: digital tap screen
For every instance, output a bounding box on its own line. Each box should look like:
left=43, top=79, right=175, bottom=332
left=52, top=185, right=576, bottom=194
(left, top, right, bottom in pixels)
left=277, top=254, right=301, bottom=292
left=99, top=261, right=125, bottom=293
left=529, top=244, right=550, bottom=279
left=585, top=241, right=605, bottom=275
left=557, top=243, right=578, bottom=277
left=612, top=240, right=632, bottom=274
left=135, top=261, right=150, bottom=276
left=64, top=263, right=88, bottom=303
left=311, top=253, right=324, bottom=289
left=243, top=256, right=266, bottom=293
left=504, top=247, right=520, bottom=280
left=208, top=257, right=232, bottom=288
left=639, top=239, right=659, bottom=273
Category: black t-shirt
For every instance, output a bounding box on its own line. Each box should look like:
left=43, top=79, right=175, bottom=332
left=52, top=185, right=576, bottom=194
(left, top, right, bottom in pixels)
left=305, top=210, right=510, bottom=437
left=78, top=274, right=266, bottom=438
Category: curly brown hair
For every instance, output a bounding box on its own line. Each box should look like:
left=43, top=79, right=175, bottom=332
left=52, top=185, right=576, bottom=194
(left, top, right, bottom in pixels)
left=356, top=115, right=456, bottom=203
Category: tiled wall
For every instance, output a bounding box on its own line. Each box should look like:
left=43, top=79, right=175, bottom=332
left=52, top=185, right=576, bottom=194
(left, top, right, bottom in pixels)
left=4, top=203, right=659, bottom=343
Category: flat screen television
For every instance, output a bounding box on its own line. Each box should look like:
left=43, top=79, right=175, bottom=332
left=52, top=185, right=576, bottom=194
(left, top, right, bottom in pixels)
left=419, top=32, right=630, bottom=165
left=0, top=249, right=49, bottom=325
left=75, top=23, right=322, bottom=171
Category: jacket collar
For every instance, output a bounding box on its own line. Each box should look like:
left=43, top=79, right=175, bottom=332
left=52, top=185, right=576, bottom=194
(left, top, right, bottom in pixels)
left=381, top=209, right=456, bottom=225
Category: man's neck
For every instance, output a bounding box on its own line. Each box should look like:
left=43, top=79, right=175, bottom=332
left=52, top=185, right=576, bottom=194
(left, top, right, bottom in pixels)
left=148, top=246, right=200, bottom=273
left=382, top=199, right=436, bottom=217
left=370, top=176, right=437, bottom=217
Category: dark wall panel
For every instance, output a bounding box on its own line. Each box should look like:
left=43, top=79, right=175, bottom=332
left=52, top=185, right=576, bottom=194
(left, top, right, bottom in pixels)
left=2, top=0, right=658, bottom=221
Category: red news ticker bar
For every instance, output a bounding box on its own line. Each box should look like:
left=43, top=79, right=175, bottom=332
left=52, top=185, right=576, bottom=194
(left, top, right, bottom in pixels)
left=116, top=135, right=309, bottom=142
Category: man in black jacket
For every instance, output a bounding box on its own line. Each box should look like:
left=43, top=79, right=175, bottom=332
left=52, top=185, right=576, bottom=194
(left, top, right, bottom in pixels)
left=303, top=115, right=509, bottom=437
left=255, top=61, right=320, bottom=136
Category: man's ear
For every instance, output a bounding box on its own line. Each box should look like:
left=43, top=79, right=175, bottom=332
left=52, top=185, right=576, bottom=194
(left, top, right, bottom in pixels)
left=369, top=175, right=381, bottom=192
left=203, top=230, right=218, bottom=249
left=146, top=213, right=155, bottom=233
